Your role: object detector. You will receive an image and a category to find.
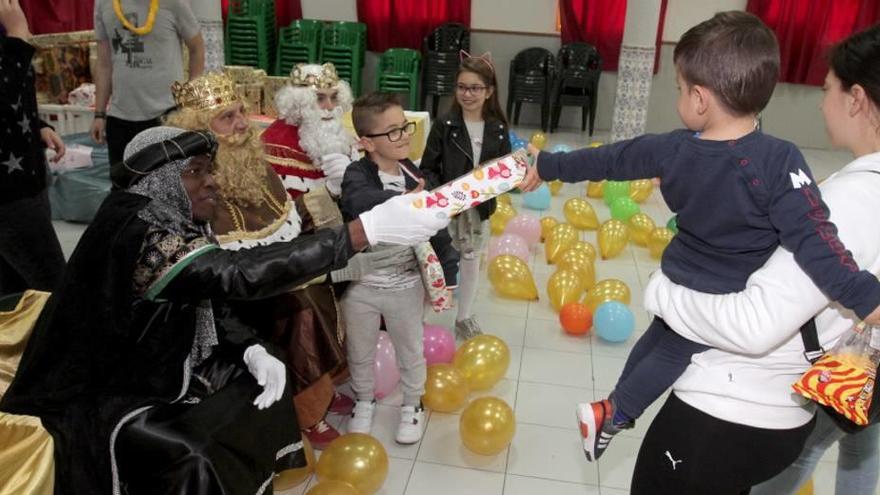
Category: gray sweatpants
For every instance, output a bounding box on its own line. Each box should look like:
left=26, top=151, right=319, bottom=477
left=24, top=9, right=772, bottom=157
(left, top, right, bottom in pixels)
left=341, top=282, right=426, bottom=406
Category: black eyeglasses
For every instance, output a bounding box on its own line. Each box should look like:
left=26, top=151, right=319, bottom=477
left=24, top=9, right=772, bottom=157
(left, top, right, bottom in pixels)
left=364, top=121, right=416, bottom=142
left=456, top=84, right=487, bottom=95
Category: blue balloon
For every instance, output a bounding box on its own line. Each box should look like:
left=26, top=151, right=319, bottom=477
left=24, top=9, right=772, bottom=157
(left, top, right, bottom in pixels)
left=594, top=301, right=635, bottom=343
left=509, top=130, right=520, bottom=143
left=551, top=144, right=572, bottom=153
left=512, top=138, right=528, bottom=150
left=522, top=183, right=551, bottom=210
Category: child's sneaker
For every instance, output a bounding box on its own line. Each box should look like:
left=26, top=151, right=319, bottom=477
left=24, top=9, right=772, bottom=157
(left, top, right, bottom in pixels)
left=348, top=400, right=376, bottom=434
left=576, top=399, right=632, bottom=461
left=395, top=403, right=426, bottom=444
left=455, top=317, right=483, bottom=340
left=302, top=419, right=340, bottom=450
left=328, top=391, right=356, bottom=415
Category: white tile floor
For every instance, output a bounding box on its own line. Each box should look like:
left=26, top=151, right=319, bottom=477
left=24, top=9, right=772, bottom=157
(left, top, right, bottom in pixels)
left=50, top=127, right=864, bottom=494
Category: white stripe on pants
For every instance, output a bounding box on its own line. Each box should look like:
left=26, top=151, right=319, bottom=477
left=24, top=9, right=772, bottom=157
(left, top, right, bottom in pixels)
left=341, top=282, right=426, bottom=406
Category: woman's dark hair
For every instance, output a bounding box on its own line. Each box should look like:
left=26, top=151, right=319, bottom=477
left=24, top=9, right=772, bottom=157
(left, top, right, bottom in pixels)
left=829, top=23, right=880, bottom=110
left=451, top=57, right=509, bottom=126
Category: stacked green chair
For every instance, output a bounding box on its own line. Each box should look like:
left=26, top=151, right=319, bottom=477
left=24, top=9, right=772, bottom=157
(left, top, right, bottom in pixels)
left=224, top=0, right=277, bottom=73
left=377, top=48, right=421, bottom=110
left=319, top=22, right=366, bottom=95
left=275, top=19, right=322, bottom=76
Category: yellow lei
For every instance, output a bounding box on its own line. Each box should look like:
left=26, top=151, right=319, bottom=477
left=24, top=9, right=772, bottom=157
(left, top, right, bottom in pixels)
left=113, top=0, right=159, bottom=36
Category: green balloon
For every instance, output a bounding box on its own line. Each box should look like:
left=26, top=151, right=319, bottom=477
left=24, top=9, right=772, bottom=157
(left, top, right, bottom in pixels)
left=603, top=181, right=630, bottom=206
left=610, top=197, right=640, bottom=222
left=666, top=215, right=678, bottom=233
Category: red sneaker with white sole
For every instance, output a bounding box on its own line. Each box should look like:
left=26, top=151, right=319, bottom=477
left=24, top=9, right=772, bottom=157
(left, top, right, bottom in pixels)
left=328, top=392, right=355, bottom=416
left=302, top=419, right=340, bottom=450
left=576, top=399, right=632, bottom=462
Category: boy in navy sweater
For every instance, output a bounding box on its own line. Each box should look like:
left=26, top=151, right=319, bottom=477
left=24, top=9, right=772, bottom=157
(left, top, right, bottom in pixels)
left=520, top=11, right=880, bottom=462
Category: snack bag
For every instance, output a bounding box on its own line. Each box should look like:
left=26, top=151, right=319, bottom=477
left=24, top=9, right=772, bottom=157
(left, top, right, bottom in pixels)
left=792, top=323, right=880, bottom=425
left=411, top=148, right=530, bottom=218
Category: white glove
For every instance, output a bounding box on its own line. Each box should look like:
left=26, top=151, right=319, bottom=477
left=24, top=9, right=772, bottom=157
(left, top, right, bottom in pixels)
left=358, top=192, right=451, bottom=246
left=243, top=344, right=286, bottom=410
left=330, top=246, right=414, bottom=282
left=319, top=153, right=350, bottom=197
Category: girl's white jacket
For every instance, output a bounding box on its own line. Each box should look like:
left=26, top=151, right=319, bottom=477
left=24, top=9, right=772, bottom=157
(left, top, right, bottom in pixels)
left=644, top=151, right=880, bottom=429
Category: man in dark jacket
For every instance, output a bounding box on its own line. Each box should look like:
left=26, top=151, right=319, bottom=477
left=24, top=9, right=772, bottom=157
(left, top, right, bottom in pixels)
left=0, top=0, right=66, bottom=295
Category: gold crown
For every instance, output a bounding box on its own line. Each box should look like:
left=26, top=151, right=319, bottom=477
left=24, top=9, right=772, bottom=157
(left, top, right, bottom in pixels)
left=290, top=63, right=341, bottom=89
left=171, top=72, right=239, bottom=112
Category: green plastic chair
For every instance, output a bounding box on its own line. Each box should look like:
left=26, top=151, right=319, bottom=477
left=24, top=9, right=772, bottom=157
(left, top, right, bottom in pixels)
left=377, top=48, right=421, bottom=110
left=319, top=26, right=362, bottom=95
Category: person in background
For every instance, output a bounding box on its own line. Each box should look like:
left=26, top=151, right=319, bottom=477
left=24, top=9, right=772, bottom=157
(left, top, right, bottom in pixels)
left=90, top=0, right=204, bottom=188
left=0, top=0, right=66, bottom=295
left=420, top=52, right=512, bottom=340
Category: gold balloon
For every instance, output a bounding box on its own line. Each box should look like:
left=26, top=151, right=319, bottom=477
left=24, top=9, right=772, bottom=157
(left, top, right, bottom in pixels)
left=488, top=254, right=539, bottom=300
left=588, top=141, right=603, bottom=148
left=453, top=335, right=511, bottom=391
left=423, top=364, right=470, bottom=413
left=545, top=223, right=578, bottom=264
left=530, top=132, right=547, bottom=150
left=795, top=479, right=814, bottom=495
left=274, top=438, right=316, bottom=489
left=315, top=433, right=388, bottom=495
left=547, top=180, right=563, bottom=196
left=563, top=198, right=599, bottom=230
left=489, top=202, right=517, bottom=235
left=557, top=249, right=596, bottom=290
left=598, top=219, right=630, bottom=259
left=584, top=279, right=631, bottom=313
left=568, top=240, right=597, bottom=263
left=496, top=194, right=512, bottom=206
left=306, top=480, right=361, bottom=495
left=628, top=213, right=656, bottom=247
left=459, top=397, right=516, bottom=456
left=547, top=269, right=586, bottom=312
left=648, top=227, right=675, bottom=259
left=629, top=179, right=654, bottom=203
left=586, top=181, right=604, bottom=198
left=539, top=216, right=559, bottom=243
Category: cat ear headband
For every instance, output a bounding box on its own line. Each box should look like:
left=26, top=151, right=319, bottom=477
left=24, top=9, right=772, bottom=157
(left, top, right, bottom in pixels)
left=459, top=50, right=495, bottom=74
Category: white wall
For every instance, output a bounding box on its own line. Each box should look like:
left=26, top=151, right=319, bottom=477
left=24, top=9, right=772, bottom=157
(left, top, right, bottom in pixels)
left=296, top=0, right=832, bottom=149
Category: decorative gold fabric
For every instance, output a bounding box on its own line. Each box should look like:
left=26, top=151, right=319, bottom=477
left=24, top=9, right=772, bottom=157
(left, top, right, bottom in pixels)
left=0, top=413, right=55, bottom=495
left=0, top=291, right=50, bottom=399
left=302, top=188, right=343, bottom=229
left=0, top=290, right=55, bottom=495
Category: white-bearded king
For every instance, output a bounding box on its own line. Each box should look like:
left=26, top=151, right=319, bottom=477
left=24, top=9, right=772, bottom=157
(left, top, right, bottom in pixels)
left=263, top=63, right=357, bottom=200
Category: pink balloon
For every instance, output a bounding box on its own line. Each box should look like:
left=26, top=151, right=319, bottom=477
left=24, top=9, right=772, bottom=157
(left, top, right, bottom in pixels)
left=504, top=214, right=541, bottom=246
left=374, top=332, right=400, bottom=400
left=423, top=324, right=455, bottom=365
left=488, top=234, right=530, bottom=263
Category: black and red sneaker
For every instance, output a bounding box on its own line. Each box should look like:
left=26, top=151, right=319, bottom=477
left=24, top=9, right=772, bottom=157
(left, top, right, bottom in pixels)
left=576, top=399, right=632, bottom=462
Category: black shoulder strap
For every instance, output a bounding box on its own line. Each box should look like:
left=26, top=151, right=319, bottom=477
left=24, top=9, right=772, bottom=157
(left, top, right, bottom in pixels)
left=799, top=318, right=826, bottom=364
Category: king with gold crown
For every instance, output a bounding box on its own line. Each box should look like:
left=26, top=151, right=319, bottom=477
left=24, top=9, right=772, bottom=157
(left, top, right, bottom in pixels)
left=262, top=63, right=357, bottom=203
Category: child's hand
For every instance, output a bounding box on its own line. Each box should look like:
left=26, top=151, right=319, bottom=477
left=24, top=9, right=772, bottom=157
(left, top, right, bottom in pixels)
left=407, top=178, right=426, bottom=194
left=527, top=143, right=541, bottom=157
left=519, top=164, right=543, bottom=192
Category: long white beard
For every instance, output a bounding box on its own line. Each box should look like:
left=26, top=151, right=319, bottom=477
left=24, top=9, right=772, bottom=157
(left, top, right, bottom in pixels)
left=297, top=105, right=354, bottom=161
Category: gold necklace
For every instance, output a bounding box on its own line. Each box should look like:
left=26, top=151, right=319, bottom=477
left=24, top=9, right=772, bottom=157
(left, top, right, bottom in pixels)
left=113, top=0, right=159, bottom=36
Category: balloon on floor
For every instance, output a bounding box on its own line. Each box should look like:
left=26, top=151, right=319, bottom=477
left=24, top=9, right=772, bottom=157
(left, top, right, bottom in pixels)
left=556, top=248, right=596, bottom=290
left=586, top=180, right=604, bottom=198
left=539, top=216, right=559, bottom=243
left=305, top=480, right=360, bottom=495
left=563, top=198, right=599, bottom=230
left=504, top=213, right=541, bottom=246
left=423, top=324, right=455, bottom=365
left=488, top=233, right=530, bottom=263
left=628, top=213, right=656, bottom=247
left=560, top=302, right=593, bottom=335
left=523, top=183, right=551, bottom=210
left=530, top=132, right=547, bottom=149
left=453, top=335, right=510, bottom=391
left=488, top=254, right=538, bottom=300
left=545, top=223, right=577, bottom=263
left=374, top=332, right=400, bottom=400
left=593, top=301, right=635, bottom=343
left=648, top=227, right=676, bottom=259
left=547, top=269, right=586, bottom=312
left=489, top=202, right=518, bottom=235
left=316, top=433, right=389, bottom=495
left=609, top=196, right=640, bottom=222
left=603, top=180, right=630, bottom=205
left=584, top=279, right=631, bottom=313
left=459, top=397, right=516, bottom=455
left=423, top=363, right=470, bottom=413
left=568, top=240, right=597, bottom=263
left=629, top=178, right=654, bottom=203
left=598, top=219, right=629, bottom=259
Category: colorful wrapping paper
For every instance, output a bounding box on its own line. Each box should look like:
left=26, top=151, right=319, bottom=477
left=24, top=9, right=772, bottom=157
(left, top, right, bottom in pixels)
left=414, top=242, right=452, bottom=313
left=411, top=149, right=530, bottom=218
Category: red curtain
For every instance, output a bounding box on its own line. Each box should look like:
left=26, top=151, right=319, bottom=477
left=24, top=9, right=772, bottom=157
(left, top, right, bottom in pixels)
left=747, top=0, right=880, bottom=86
left=21, top=0, right=94, bottom=34
left=560, top=0, right=668, bottom=73
left=221, top=0, right=303, bottom=27
left=356, top=0, right=471, bottom=52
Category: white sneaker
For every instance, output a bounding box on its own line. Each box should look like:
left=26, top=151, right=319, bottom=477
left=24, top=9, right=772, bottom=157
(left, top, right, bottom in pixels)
left=348, top=400, right=376, bottom=434
left=395, top=403, right=426, bottom=444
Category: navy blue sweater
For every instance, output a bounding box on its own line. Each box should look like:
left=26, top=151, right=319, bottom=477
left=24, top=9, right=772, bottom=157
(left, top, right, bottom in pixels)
left=537, top=129, right=880, bottom=319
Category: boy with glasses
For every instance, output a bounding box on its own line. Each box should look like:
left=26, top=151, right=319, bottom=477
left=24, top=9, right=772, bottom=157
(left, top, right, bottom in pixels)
left=339, top=92, right=458, bottom=444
